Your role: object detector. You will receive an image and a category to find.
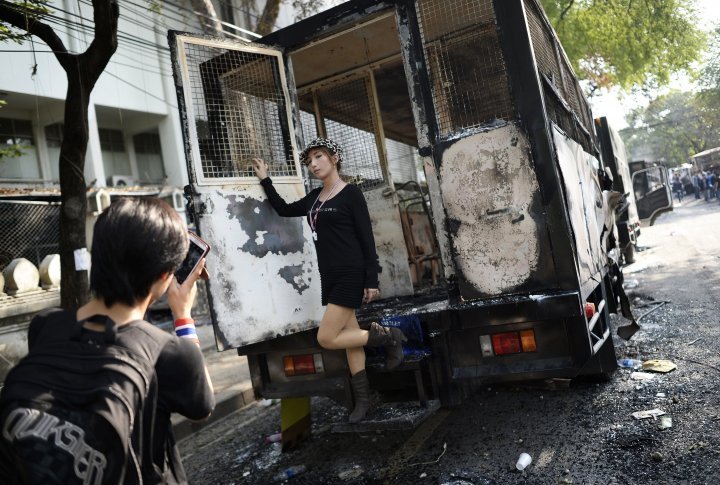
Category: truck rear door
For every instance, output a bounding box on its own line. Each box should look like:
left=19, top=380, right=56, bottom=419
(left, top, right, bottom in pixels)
left=168, top=33, right=323, bottom=349
left=632, top=166, right=673, bottom=225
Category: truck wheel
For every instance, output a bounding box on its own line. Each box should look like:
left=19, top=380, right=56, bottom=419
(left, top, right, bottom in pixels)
left=622, top=244, right=636, bottom=265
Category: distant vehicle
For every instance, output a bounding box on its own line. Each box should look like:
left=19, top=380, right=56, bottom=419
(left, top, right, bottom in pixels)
left=628, top=161, right=673, bottom=225
left=595, top=117, right=641, bottom=264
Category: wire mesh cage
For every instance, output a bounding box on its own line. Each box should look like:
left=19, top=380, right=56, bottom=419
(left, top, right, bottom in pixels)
left=524, top=0, right=595, bottom=152
left=415, top=0, right=515, bottom=137
left=182, top=41, right=299, bottom=180
left=301, top=75, right=386, bottom=191
left=0, top=201, right=60, bottom=272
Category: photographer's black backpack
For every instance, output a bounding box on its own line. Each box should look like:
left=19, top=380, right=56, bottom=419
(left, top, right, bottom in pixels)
left=0, top=309, right=171, bottom=484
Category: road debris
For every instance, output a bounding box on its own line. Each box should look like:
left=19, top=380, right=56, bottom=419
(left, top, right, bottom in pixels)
left=630, top=371, right=655, bottom=380
left=409, top=442, right=447, bottom=466
left=659, top=416, right=673, bottom=429
left=337, top=465, right=364, bottom=480
left=515, top=452, right=532, bottom=471
left=642, top=360, right=677, bottom=373
left=632, top=409, right=666, bottom=420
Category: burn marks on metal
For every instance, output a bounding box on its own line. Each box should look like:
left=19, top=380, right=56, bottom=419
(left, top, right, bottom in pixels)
left=438, top=124, right=557, bottom=297
left=224, top=193, right=314, bottom=299
left=225, top=194, right=304, bottom=257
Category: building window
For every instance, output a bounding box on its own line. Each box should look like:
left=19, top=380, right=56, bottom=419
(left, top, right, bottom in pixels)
left=0, top=117, right=40, bottom=179
left=220, top=0, right=235, bottom=25
left=134, top=132, right=166, bottom=184
left=45, top=123, right=63, bottom=182
left=99, top=128, right=131, bottom=184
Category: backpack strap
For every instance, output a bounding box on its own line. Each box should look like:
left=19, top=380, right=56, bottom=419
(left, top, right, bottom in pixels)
left=70, top=314, right=119, bottom=343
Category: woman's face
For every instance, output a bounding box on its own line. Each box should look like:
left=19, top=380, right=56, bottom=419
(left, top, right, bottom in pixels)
left=306, top=148, right=338, bottom=180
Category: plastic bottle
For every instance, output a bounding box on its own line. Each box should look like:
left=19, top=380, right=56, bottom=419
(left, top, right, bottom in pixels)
left=275, top=465, right=306, bottom=481
left=265, top=432, right=282, bottom=443
left=617, top=358, right=643, bottom=369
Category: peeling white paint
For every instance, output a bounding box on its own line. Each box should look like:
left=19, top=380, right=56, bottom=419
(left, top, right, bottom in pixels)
left=197, top=183, right=323, bottom=350
left=552, top=126, right=605, bottom=295
left=422, top=156, right=453, bottom=281
left=364, top=186, right=414, bottom=297
left=439, top=123, right=540, bottom=296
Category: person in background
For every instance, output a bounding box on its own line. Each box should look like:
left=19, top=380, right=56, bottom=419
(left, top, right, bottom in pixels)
left=252, top=138, right=406, bottom=423
left=672, top=173, right=684, bottom=202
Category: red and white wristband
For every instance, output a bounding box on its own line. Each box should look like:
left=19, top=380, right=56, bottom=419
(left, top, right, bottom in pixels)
left=174, top=317, right=198, bottom=341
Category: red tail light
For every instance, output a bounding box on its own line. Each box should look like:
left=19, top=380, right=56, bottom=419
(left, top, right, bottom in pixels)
left=492, top=332, right=522, bottom=355
left=283, top=354, right=324, bottom=376
left=585, top=302, right=596, bottom=319
left=484, top=329, right=537, bottom=356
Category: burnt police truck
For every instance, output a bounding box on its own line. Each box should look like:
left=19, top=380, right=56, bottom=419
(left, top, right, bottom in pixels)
left=169, top=0, right=644, bottom=423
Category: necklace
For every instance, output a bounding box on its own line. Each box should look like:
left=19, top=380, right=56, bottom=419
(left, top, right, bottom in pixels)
left=309, top=179, right=342, bottom=241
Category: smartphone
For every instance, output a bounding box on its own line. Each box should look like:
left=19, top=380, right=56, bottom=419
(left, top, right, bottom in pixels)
left=174, top=231, right=210, bottom=284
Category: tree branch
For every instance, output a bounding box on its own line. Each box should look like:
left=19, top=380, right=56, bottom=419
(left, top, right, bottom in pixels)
left=0, top=0, right=71, bottom=67
left=559, top=0, right=576, bottom=21
left=82, top=0, right=119, bottom=84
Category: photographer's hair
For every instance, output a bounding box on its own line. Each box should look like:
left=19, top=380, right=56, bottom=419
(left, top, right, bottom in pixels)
left=90, top=197, right=188, bottom=307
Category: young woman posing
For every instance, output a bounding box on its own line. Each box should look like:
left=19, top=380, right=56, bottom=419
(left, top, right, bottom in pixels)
left=252, top=138, right=406, bottom=423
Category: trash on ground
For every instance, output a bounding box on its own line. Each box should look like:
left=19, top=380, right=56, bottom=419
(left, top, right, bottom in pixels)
left=265, top=432, right=282, bottom=443
left=656, top=392, right=666, bottom=398
left=642, top=359, right=677, bottom=373
left=337, top=466, right=364, bottom=480
left=630, top=371, right=656, bottom=380
left=410, top=442, right=447, bottom=466
left=618, top=358, right=643, bottom=369
left=274, top=465, right=306, bottom=481
left=261, top=398, right=281, bottom=407
left=632, top=409, right=666, bottom=420
left=516, top=452, right=532, bottom=471
left=659, top=416, right=673, bottom=429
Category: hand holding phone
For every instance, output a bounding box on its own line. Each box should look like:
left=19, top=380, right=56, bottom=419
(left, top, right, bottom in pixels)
left=174, top=231, right=211, bottom=285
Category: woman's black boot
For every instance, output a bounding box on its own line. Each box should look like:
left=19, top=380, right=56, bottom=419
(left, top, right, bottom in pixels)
left=348, top=370, right=371, bottom=423
left=366, top=322, right=407, bottom=370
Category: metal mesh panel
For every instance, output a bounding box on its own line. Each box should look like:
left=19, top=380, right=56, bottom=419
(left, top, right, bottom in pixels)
left=416, top=0, right=515, bottom=137
left=182, top=42, right=298, bottom=179
left=524, top=0, right=595, bottom=152
left=0, top=201, right=60, bottom=272
left=298, top=103, right=322, bottom=190
left=316, top=76, right=385, bottom=191
left=387, top=139, right=420, bottom=184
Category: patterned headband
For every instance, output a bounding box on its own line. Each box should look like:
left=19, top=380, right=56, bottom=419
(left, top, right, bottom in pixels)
left=299, top=138, right=344, bottom=165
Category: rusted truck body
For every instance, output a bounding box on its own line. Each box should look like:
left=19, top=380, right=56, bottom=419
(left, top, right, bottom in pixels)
left=169, top=0, right=624, bottom=413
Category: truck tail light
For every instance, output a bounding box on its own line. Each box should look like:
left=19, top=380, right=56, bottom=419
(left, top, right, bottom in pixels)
left=519, top=329, right=537, bottom=352
left=482, top=330, right=537, bottom=356
left=585, top=302, right=596, bottom=319
left=283, top=353, right=324, bottom=377
left=492, top=332, right=522, bottom=355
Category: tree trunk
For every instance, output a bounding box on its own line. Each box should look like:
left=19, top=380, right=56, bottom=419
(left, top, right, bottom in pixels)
left=58, top=65, right=92, bottom=309
left=256, top=0, right=281, bottom=35
left=189, top=0, right=224, bottom=37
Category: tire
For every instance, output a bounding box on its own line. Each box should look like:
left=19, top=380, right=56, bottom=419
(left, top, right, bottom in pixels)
left=622, top=243, right=635, bottom=265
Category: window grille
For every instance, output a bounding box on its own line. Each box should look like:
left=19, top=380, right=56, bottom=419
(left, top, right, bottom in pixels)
left=181, top=42, right=298, bottom=180
left=415, top=0, right=515, bottom=137
left=524, top=0, right=595, bottom=152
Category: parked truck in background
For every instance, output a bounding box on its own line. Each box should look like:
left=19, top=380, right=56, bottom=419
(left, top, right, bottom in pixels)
left=168, top=0, right=662, bottom=426
left=595, top=117, right=641, bottom=264
left=628, top=160, right=674, bottom=226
